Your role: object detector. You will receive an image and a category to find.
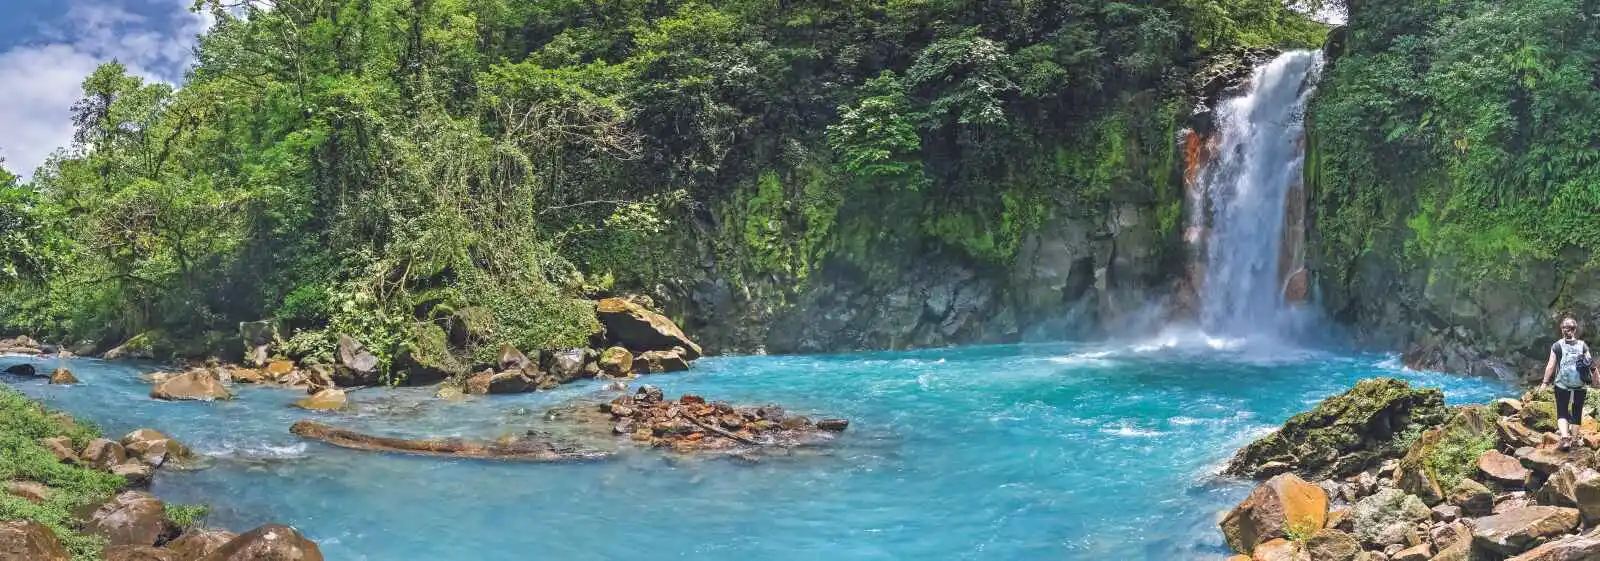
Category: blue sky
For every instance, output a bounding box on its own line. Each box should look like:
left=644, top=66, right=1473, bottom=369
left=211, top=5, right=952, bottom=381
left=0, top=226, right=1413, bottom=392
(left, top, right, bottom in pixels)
left=0, top=0, right=210, bottom=179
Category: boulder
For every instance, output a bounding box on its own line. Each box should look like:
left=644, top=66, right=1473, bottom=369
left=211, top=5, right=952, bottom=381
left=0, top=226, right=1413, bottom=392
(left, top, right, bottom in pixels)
left=167, top=529, right=237, bottom=560
left=595, top=298, right=702, bottom=359
left=598, top=346, right=633, bottom=376
left=111, top=462, right=155, bottom=487
left=1533, top=464, right=1600, bottom=524
left=295, top=389, right=348, bottom=411
left=38, top=436, right=76, bottom=463
left=87, top=491, right=171, bottom=547
left=1350, top=489, right=1430, bottom=547
left=47, top=368, right=77, bottom=384
left=82, top=438, right=128, bottom=471
left=1431, top=504, right=1461, bottom=522
left=1471, top=506, right=1580, bottom=555
left=636, top=350, right=690, bottom=374
left=1250, top=539, right=1305, bottom=561
left=391, top=324, right=463, bottom=386
left=264, top=360, right=295, bottom=378
left=465, top=370, right=532, bottom=395
left=548, top=349, right=594, bottom=383
left=104, top=545, right=176, bottom=561
left=4, top=481, right=51, bottom=503
left=496, top=346, right=531, bottom=372
left=1498, top=418, right=1543, bottom=449
left=238, top=320, right=278, bottom=367
left=198, top=525, right=323, bottom=561
left=1389, top=544, right=1430, bottom=561
left=1508, top=535, right=1600, bottom=560
left=1480, top=449, right=1532, bottom=487
left=0, top=520, right=69, bottom=561
left=1220, top=473, right=1330, bottom=554
left=335, top=335, right=379, bottom=379
left=1225, top=379, right=1447, bottom=480
left=151, top=370, right=232, bottom=401
left=1305, top=528, right=1360, bottom=561
left=1447, top=479, right=1493, bottom=516
left=1, top=364, right=35, bottom=377
left=1496, top=398, right=1525, bottom=417
left=104, top=332, right=161, bottom=361
left=122, top=429, right=190, bottom=468
left=1517, top=445, right=1587, bottom=475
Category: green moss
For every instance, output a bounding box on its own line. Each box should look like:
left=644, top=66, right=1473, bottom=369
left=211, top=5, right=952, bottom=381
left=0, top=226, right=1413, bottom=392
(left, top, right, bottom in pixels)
left=1420, top=406, right=1498, bottom=490
left=165, top=503, right=209, bottom=530
left=0, top=388, right=124, bottom=560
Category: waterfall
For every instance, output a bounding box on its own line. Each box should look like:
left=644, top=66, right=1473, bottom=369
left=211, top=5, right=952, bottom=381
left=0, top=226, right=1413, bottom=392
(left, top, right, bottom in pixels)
left=1194, top=51, right=1324, bottom=336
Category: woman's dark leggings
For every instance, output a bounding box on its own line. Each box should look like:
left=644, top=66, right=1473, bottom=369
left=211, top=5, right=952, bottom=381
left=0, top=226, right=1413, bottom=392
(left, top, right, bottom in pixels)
left=1556, top=386, right=1588, bottom=426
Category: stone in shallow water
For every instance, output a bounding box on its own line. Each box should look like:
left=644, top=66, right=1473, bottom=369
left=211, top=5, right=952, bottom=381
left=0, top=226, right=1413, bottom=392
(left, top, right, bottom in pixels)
left=150, top=370, right=231, bottom=401
left=48, top=368, right=77, bottom=384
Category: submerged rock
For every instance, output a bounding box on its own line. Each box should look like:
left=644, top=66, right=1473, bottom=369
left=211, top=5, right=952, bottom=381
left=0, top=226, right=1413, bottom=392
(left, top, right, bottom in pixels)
left=1219, top=473, right=1329, bottom=554
left=199, top=524, right=322, bottom=561
left=295, top=389, right=348, bottom=411
left=0, top=520, right=69, bottom=561
left=596, top=297, right=703, bottom=359
left=1225, top=379, right=1446, bottom=480
left=289, top=420, right=602, bottom=462
left=122, top=429, right=190, bottom=468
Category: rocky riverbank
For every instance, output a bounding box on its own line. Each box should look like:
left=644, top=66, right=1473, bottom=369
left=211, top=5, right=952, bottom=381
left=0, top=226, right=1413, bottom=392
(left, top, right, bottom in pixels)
left=1218, top=379, right=1600, bottom=560
left=0, top=386, right=322, bottom=560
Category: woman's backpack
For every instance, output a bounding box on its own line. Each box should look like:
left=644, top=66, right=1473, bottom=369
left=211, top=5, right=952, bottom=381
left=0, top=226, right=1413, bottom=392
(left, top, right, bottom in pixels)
left=1582, top=351, right=1595, bottom=385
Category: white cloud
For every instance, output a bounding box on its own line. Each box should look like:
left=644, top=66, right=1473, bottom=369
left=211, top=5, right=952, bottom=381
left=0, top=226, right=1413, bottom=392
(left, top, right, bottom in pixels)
left=0, top=0, right=211, bottom=180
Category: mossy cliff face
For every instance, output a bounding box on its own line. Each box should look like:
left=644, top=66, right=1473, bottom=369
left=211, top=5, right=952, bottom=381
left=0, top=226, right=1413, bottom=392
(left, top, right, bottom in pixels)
left=1304, top=0, right=1600, bottom=379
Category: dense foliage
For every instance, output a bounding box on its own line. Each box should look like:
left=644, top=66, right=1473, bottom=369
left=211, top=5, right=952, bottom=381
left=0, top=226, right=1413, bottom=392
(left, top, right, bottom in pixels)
left=1309, top=0, right=1600, bottom=291
left=0, top=0, right=1325, bottom=359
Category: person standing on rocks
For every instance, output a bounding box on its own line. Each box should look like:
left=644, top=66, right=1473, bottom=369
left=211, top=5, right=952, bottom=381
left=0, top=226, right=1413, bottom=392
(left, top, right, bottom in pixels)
left=1542, top=316, right=1593, bottom=451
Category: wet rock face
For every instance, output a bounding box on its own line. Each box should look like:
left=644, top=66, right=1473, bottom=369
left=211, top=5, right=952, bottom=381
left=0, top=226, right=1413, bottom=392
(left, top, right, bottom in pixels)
left=198, top=524, right=323, bottom=561
left=1225, top=378, right=1448, bottom=480
left=0, top=520, right=69, bottom=561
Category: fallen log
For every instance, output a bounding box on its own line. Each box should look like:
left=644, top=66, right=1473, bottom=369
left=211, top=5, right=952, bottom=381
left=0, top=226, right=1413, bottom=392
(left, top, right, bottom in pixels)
left=289, top=420, right=607, bottom=462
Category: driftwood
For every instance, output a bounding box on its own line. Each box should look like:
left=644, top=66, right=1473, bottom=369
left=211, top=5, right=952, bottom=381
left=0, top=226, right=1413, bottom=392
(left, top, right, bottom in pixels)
left=289, top=420, right=606, bottom=462
left=682, top=414, right=762, bottom=446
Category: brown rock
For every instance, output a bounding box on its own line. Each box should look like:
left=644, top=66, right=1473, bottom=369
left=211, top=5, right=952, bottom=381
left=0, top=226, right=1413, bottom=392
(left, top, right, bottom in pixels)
left=464, top=370, right=531, bottom=395
left=1305, top=528, right=1360, bottom=561
left=104, top=545, right=177, bottom=561
left=88, top=491, right=171, bottom=547
left=1496, top=398, right=1525, bottom=417
left=38, top=436, right=76, bottom=463
left=1508, top=535, right=1600, bottom=560
left=1220, top=473, right=1330, bottom=554
left=0, top=520, right=69, bottom=561
left=1447, top=479, right=1493, bottom=516
left=229, top=368, right=267, bottom=384
left=151, top=370, right=231, bottom=401
left=636, top=350, right=690, bottom=373
left=1499, top=418, right=1543, bottom=449
left=264, top=360, right=294, bottom=377
left=1518, top=445, right=1586, bottom=475
left=595, top=297, right=703, bottom=360
left=122, top=429, right=190, bottom=468
left=548, top=348, right=594, bottom=383
left=112, top=462, right=155, bottom=487
left=1480, top=449, right=1532, bottom=487
left=1227, top=556, right=1250, bottom=561
left=1471, top=506, right=1580, bottom=555
left=1430, top=504, right=1460, bottom=522
left=4, top=481, right=50, bottom=503
left=197, top=524, right=322, bottom=561
left=82, top=438, right=127, bottom=471
left=1250, top=538, right=1305, bottom=561
left=295, top=389, right=348, bottom=411
left=1389, top=544, right=1429, bottom=561
left=817, top=419, right=850, bottom=432
left=598, top=346, right=633, bottom=376
left=47, top=368, right=77, bottom=384
left=168, top=529, right=238, bottom=560
left=1351, top=553, right=1384, bottom=561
